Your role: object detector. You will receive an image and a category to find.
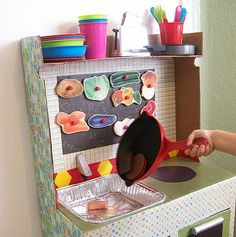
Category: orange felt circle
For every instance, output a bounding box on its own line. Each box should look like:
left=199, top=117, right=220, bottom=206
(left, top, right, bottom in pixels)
left=56, top=79, right=83, bottom=98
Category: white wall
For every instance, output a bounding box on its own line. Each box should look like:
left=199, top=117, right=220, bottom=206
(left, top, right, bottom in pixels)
left=0, top=1, right=196, bottom=236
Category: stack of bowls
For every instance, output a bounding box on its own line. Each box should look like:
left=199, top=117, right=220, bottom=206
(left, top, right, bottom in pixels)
left=41, top=33, right=88, bottom=62
left=78, top=14, right=108, bottom=24
left=78, top=14, right=108, bottom=59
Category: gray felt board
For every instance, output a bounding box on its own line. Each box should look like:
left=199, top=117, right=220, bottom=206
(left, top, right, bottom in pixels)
left=57, top=69, right=154, bottom=155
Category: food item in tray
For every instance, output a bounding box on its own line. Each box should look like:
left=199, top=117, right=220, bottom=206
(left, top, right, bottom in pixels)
left=87, top=200, right=108, bottom=211
left=126, top=153, right=147, bottom=180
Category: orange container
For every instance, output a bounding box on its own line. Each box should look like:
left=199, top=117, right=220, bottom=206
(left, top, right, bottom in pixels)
left=159, top=22, right=184, bottom=45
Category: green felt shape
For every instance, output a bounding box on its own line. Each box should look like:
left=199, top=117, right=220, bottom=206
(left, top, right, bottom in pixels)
left=110, top=71, right=140, bottom=88
left=83, top=75, right=110, bottom=101
left=133, top=91, right=142, bottom=105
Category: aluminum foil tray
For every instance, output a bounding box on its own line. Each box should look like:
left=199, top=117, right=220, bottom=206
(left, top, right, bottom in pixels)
left=57, top=174, right=165, bottom=223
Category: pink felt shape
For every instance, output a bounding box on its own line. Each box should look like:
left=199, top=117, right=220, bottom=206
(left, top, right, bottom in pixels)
left=140, top=100, right=157, bottom=116
left=141, top=71, right=157, bottom=88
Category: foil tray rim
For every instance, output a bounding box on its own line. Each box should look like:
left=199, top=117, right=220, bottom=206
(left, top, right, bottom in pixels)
left=57, top=174, right=166, bottom=224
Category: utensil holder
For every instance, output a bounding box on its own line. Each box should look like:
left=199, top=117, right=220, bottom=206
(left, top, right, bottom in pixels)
left=159, top=22, right=184, bottom=45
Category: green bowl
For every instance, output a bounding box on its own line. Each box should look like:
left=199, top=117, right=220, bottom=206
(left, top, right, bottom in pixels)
left=78, top=14, right=107, bottom=21
left=42, top=39, right=85, bottom=47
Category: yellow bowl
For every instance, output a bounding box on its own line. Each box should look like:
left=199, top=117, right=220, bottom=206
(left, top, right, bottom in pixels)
left=42, top=39, right=85, bottom=47
left=78, top=14, right=107, bottom=21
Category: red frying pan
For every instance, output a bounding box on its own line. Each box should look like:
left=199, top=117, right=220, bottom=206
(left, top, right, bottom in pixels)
left=116, top=112, right=206, bottom=186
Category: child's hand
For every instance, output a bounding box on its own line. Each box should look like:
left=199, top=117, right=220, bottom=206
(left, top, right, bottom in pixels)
left=185, top=130, right=214, bottom=157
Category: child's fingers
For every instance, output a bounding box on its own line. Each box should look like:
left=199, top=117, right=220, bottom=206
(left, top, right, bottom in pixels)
left=185, top=149, right=190, bottom=156
left=203, top=144, right=209, bottom=156
left=197, top=144, right=206, bottom=157
left=189, top=144, right=199, bottom=157
left=186, top=133, right=195, bottom=146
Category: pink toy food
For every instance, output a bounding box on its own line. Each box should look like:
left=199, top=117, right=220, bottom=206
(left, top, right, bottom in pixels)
left=87, top=200, right=108, bottom=211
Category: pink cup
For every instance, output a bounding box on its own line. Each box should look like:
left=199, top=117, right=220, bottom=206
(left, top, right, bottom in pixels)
left=79, top=22, right=108, bottom=59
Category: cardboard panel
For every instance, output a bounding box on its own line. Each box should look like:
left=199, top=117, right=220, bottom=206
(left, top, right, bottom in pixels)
left=175, top=57, right=200, bottom=140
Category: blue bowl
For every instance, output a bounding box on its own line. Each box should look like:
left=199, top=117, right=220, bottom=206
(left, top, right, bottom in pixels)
left=79, top=19, right=108, bottom=24
left=42, top=45, right=88, bottom=59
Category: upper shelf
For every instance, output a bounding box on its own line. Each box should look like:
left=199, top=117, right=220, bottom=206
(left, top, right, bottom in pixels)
left=42, top=32, right=202, bottom=66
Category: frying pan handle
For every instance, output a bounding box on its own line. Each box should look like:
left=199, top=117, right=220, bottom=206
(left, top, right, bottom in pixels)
left=165, top=137, right=207, bottom=161
left=168, top=137, right=207, bottom=151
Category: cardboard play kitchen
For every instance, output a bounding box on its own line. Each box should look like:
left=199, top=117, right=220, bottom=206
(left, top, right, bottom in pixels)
left=21, top=10, right=236, bottom=237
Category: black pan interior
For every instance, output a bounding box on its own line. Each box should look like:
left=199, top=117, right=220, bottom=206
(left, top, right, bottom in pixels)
left=116, top=112, right=162, bottom=179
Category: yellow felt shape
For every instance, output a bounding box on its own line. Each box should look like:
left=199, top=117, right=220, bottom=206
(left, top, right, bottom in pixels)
left=54, top=171, right=72, bottom=188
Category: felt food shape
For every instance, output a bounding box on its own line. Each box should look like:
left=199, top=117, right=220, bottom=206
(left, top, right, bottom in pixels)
left=56, top=111, right=90, bottom=134
left=140, top=100, right=157, bottom=116
left=141, top=71, right=157, bottom=100
left=114, top=118, right=135, bottom=136
left=126, top=153, right=147, bottom=180
left=111, top=87, right=142, bottom=107
left=110, top=71, right=140, bottom=87
left=141, top=86, right=155, bottom=100
left=141, top=70, right=157, bottom=87
left=88, top=114, right=117, bottom=128
left=83, top=75, right=110, bottom=101
left=87, top=200, right=108, bottom=211
left=56, top=79, right=83, bottom=98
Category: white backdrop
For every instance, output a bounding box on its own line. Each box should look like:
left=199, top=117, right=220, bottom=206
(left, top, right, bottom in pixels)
left=0, top=0, right=199, bottom=236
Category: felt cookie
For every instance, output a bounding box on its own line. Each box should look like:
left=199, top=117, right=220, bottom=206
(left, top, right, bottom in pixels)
left=56, top=79, right=83, bottom=98
left=141, top=71, right=157, bottom=100
left=83, top=75, right=110, bottom=101
left=111, top=87, right=142, bottom=107
left=140, top=100, right=157, bottom=116
left=110, top=71, right=140, bottom=87
left=113, top=118, right=135, bottom=136
left=56, top=111, right=90, bottom=134
left=88, top=114, right=117, bottom=128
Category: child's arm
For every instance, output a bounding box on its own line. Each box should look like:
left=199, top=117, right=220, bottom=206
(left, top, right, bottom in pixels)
left=185, top=129, right=236, bottom=157
left=209, top=130, right=236, bottom=156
